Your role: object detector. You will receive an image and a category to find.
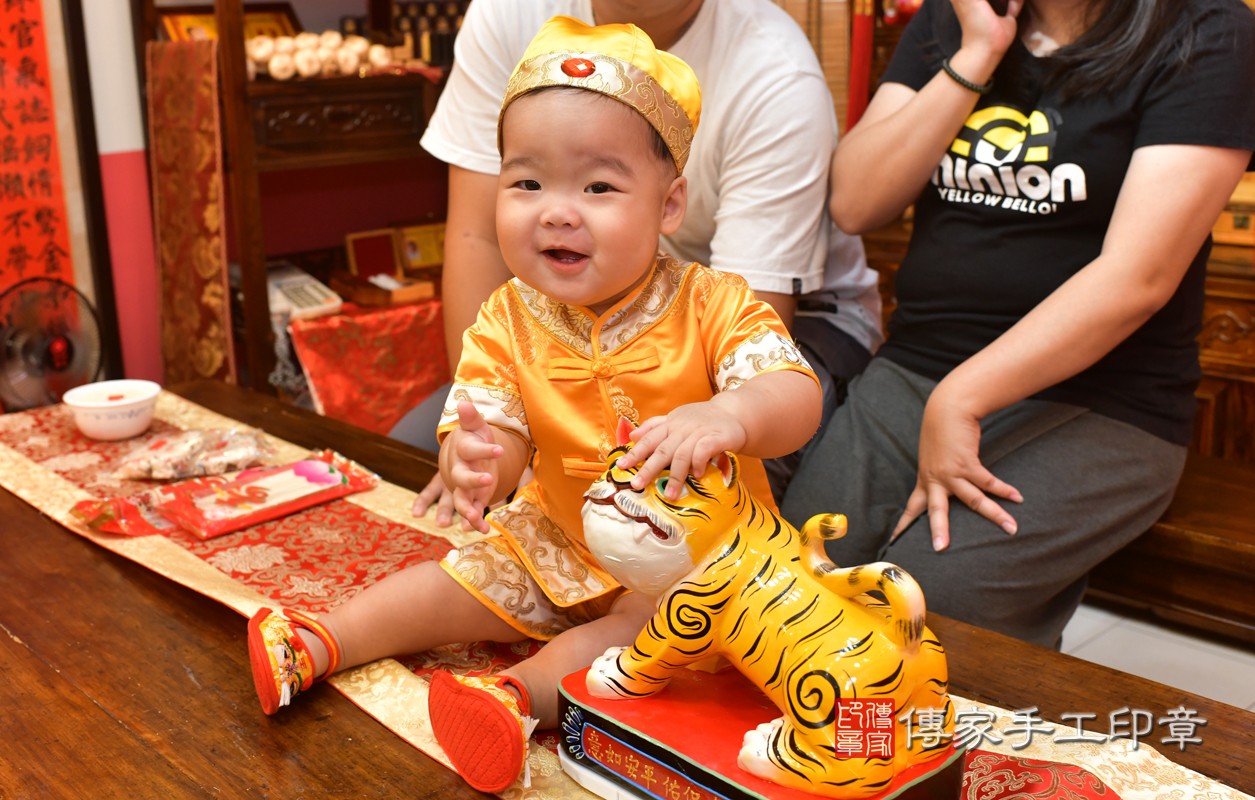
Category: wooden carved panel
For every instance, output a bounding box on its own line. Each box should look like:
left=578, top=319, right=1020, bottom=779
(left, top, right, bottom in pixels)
left=1192, top=377, right=1228, bottom=458
left=1199, top=295, right=1255, bottom=379
left=254, top=94, right=424, bottom=147
left=1199, top=274, right=1255, bottom=463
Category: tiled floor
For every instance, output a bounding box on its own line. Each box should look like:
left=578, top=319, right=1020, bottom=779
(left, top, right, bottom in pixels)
left=1061, top=602, right=1255, bottom=711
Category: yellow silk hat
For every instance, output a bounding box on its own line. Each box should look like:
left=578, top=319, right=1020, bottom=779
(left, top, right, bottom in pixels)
left=499, top=15, right=702, bottom=174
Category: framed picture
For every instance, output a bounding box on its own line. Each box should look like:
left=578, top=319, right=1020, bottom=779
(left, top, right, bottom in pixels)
left=398, top=223, right=446, bottom=272
left=159, top=3, right=300, bottom=42
left=346, top=229, right=404, bottom=282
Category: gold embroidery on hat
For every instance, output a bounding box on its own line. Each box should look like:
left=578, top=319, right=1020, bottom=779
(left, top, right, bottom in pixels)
left=500, top=51, right=695, bottom=173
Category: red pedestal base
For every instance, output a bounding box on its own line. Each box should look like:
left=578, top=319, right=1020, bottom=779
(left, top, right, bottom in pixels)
left=558, top=667, right=963, bottom=800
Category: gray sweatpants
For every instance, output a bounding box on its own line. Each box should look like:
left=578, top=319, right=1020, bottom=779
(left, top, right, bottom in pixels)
left=781, top=359, right=1187, bottom=649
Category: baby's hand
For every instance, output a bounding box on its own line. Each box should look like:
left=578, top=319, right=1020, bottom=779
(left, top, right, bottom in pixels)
left=616, top=402, right=747, bottom=499
left=409, top=473, right=457, bottom=528
left=443, top=400, right=503, bottom=532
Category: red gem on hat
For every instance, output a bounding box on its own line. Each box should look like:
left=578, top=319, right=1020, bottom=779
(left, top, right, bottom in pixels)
left=561, top=57, right=596, bottom=78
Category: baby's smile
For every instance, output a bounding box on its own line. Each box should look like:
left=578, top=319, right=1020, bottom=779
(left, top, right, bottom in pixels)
left=543, top=248, right=590, bottom=272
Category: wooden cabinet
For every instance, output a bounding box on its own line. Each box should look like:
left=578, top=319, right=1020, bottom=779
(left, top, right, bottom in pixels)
left=862, top=220, right=1255, bottom=465
left=217, top=0, right=440, bottom=392
left=135, top=0, right=441, bottom=391
left=1196, top=244, right=1255, bottom=463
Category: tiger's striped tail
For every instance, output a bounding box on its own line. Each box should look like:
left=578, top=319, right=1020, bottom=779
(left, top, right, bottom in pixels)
left=800, top=513, right=928, bottom=652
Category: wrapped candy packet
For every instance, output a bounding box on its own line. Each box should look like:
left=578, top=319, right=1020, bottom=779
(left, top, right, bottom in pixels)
left=113, top=428, right=275, bottom=480
left=155, top=450, right=378, bottom=540
left=72, top=451, right=377, bottom=540
left=70, top=477, right=231, bottom=537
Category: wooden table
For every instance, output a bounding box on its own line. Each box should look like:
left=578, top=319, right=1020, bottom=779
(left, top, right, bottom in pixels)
left=1, top=380, right=1251, bottom=797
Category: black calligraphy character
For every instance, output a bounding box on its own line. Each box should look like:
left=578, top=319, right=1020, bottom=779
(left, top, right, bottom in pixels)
left=33, top=205, right=59, bottom=237
left=16, top=55, right=43, bottom=89
left=23, top=133, right=50, bottom=164
left=0, top=99, right=11, bottom=132
left=3, top=208, right=30, bottom=237
left=6, top=243, right=32, bottom=280
left=26, top=168, right=51, bottom=198
left=0, top=172, right=25, bottom=201
left=40, top=239, right=69, bottom=277
left=6, top=0, right=36, bottom=16
left=18, top=96, right=49, bottom=125
left=0, top=134, right=16, bottom=163
left=9, top=18, right=38, bottom=50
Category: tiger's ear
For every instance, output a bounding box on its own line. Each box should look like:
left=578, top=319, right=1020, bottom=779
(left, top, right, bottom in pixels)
left=616, top=417, right=636, bottom=447
left=715, top=452, right=736, bottom=487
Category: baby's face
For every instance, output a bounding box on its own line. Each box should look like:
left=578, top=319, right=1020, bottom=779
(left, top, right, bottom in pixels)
left=497, top=89, right=685, bottom=315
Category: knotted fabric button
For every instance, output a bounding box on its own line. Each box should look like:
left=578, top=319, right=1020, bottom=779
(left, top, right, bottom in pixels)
left=591, top=359, right=612, bottom=378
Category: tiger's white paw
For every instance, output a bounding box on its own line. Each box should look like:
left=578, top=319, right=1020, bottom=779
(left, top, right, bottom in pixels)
left=585, top=646, right=629, bottom=699
left=738, top=718, right=786, bottom=780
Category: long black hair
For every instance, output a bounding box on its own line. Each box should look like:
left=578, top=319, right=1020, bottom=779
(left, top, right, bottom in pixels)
left=1039, top=0, right=1196, bottom=100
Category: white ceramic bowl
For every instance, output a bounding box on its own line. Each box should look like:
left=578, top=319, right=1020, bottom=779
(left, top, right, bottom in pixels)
left=62, top=379, right=162, bottom=441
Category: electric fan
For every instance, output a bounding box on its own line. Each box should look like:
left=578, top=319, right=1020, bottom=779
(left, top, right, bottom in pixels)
left=0, top=277, right=104, bottom=411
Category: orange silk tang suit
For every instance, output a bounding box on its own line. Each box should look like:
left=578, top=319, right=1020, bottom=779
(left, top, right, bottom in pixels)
left=438, top=254, right=817, bottom=608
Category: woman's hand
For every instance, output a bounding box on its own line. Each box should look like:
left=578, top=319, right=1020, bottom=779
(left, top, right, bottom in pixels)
left=952, top=0, right=1024, bottom=60
left=893, top=385, right=1022, bottom=551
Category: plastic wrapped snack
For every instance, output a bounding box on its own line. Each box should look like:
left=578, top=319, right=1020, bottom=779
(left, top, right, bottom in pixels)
left=155, top=450, right=378, bottom=540
left=70, top=477, right=230, bottom=537
left=113, top=428, right=275, bottom=480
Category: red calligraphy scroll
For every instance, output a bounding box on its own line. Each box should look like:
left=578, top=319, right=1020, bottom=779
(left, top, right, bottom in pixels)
left=0, top=0, right=77, bottom=296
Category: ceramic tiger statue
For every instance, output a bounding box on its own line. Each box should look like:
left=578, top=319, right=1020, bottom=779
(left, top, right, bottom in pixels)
left=581, top=443, right=956, bottom=799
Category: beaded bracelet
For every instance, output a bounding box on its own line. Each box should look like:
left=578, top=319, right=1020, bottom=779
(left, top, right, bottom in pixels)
left=941, top=58, right=993, bottom=94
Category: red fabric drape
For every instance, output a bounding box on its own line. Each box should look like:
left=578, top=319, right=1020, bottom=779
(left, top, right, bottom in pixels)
left=288, top=300, right=450, bottom=435
left=848, top=0, right=876, bottom=129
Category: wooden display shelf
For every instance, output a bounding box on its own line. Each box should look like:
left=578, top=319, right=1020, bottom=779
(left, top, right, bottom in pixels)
left=132, top=0, right=444, bottom=393
left=245, top=73, right=440, bottom=171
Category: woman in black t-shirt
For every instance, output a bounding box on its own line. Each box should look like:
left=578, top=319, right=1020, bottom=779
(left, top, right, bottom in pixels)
left=783, top=0, right=1255, bottom=647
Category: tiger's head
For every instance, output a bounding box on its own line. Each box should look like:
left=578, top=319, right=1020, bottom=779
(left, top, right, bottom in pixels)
left=582, top=426, right=750, bottom=597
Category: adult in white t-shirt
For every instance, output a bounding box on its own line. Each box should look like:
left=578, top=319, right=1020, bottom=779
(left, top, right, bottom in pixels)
left=397, top=0, right=883, bottom=516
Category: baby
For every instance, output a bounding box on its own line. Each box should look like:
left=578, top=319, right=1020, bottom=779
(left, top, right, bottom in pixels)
left=248, top=16, right=822, bottom=793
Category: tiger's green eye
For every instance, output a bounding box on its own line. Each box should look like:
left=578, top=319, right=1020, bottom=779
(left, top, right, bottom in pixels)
left=656, top=476, right=689, bottom=499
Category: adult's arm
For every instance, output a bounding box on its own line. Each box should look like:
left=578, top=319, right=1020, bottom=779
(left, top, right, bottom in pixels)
left=754, top=291, right=795, bottom=329
left=704, top=81, right=825, bottom=327
left=829, top=0, right=1022, bottom=233
left=441, top=165, right=510, bottom=368
left=899, top=143, right=1253, bottom=549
